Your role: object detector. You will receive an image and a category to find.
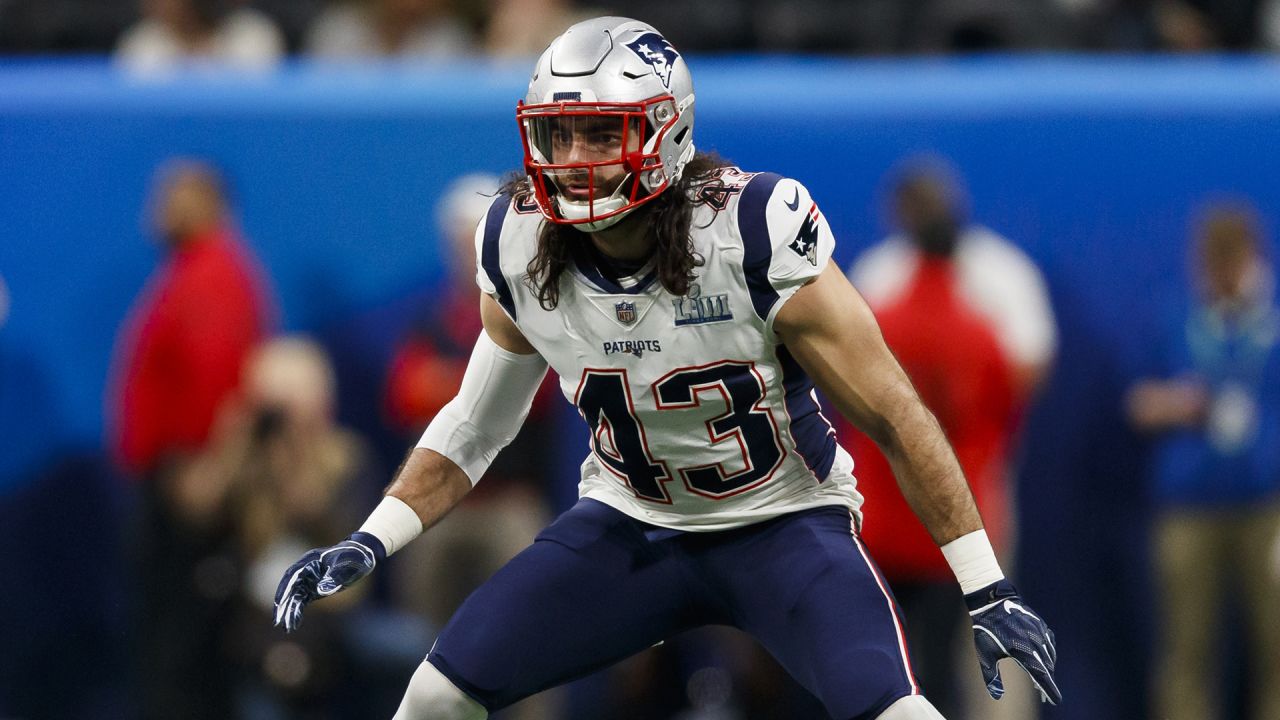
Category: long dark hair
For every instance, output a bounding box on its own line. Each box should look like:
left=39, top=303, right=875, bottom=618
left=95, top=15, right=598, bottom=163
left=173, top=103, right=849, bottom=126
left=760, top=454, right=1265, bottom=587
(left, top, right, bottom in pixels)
left=501, top=152, right=731, bottom=311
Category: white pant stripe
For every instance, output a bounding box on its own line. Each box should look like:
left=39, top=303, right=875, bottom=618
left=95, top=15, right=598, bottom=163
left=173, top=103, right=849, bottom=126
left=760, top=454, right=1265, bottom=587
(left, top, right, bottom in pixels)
left=849, top=513, right=920, bottom=695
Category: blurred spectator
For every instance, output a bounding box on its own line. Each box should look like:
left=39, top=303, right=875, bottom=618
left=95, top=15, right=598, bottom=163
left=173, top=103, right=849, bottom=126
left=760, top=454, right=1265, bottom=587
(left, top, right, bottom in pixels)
left=1059, top=0, right=1266, bottom=50
left=1159, top=0, right=1265, bottom=49
left=187, top=336, right=385, bottom=716
left=1151, top=0, right=1220, bottom=50
left=115, top=0, right=285, bottom=72
left=1127, top=202, right=1280, bottom=720
left=249, top=0, right=329, bottom=52
left=382, top=172, right=558, bottom=718
left=108, top=158, right=274, bottom=719
left=587, top=0, right=756, bottom=52
left=305, top=0, right=474, bottom=58
left=110, top=158, right=274, bottom=479
left=845, top=160, right=1056, bottom=719
left=484, top=0, right=590, bottom=56
left=851, top=158, right=1057, bottom=398
left=382, top=173, right=500, bottom=440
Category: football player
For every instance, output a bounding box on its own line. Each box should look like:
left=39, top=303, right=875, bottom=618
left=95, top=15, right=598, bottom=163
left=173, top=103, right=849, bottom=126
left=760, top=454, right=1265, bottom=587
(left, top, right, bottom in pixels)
left=274, top=17, right=1060, bottom=720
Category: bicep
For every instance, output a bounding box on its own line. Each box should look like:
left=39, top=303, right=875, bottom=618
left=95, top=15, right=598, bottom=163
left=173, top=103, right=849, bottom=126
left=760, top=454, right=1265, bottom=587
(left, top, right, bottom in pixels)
left=774, top=263, right=917, bottom=444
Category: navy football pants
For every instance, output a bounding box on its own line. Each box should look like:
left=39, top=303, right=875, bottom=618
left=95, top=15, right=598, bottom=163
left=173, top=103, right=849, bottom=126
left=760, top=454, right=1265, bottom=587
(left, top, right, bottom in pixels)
left=426, top=499, right=920, bottom=720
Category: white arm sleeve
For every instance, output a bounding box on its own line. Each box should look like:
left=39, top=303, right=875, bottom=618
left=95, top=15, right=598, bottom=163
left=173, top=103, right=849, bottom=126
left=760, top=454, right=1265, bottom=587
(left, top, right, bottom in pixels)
left=416, top=330, right=548, bottom=485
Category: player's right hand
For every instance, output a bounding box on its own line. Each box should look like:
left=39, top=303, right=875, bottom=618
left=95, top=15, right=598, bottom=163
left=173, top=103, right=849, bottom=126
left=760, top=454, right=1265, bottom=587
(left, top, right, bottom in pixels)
left=273, top=531, right=385, bottom=632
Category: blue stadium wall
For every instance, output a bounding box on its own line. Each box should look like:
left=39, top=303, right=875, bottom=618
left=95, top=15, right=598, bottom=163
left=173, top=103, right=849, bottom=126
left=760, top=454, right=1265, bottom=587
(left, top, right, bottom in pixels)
left=2, top=57, right=1279, bottom=718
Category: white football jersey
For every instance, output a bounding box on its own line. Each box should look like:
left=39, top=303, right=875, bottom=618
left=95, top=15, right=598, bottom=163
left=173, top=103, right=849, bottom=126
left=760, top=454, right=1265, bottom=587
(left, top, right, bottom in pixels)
left=475, top=167, right=862, bottom=531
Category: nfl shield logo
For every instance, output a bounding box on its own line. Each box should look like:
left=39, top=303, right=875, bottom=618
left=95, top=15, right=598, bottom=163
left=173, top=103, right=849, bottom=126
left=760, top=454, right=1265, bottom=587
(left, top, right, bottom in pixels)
left=615, top=301, right=637, bottom=325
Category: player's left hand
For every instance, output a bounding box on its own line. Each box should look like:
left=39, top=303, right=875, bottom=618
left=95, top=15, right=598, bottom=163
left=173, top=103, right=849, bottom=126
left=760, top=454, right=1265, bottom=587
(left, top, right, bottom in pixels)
left=273, top=532, right=385, bottom=632
left=965, top=578, right=1061, bottom=705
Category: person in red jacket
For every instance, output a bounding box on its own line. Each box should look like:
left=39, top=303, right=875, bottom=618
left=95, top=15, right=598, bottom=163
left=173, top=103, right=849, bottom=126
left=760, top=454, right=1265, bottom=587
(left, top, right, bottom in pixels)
left=108, top=158, right=274, bottom=720
left=843, top=169, right=1031, bottom=719
left=111, top=158, right=273, bottom=478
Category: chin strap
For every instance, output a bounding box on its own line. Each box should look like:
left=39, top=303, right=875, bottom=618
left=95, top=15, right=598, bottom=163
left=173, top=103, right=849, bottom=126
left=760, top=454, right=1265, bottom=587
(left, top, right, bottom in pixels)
left=571, top=204, right=638, bottom=232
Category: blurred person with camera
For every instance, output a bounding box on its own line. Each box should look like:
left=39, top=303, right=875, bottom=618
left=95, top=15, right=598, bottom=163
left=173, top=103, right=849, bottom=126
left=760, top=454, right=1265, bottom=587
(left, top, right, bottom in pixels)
left=1127, top=201, right=1280, bottom=720
left=845, top=161, right=1057, bottom=720
left=115, top=0, right=285, bottom=72
left=179, top=336, right=385, bottom=717
left=108, top=158, right=274, bottom=719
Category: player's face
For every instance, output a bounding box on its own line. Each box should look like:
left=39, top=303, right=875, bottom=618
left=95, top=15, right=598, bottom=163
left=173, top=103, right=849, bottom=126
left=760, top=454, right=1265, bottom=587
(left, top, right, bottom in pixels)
left=543, top=115, right=643, bottom=201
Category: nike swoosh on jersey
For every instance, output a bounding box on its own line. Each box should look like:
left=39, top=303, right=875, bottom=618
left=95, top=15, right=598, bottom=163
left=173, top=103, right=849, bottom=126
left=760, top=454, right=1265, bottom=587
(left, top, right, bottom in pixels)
left=784, top=187, right=800, bottom=211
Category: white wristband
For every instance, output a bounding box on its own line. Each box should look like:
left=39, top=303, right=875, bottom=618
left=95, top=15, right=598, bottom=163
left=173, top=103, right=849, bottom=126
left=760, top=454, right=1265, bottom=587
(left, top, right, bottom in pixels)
left=940, top=529, right=1005, bottom=595
left=358, top=496, right=423, bottom=557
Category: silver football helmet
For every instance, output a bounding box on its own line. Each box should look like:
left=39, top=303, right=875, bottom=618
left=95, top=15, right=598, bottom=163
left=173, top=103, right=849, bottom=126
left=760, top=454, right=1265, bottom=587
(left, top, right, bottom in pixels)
left=518, top=17, right=696, bottom=231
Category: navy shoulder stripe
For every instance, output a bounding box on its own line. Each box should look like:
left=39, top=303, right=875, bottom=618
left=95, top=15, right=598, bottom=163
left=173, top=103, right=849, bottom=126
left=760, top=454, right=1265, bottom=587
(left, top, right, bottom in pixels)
left=738, top=172, right=783, bottom=321
left=481, top=193, right=517, bottom=322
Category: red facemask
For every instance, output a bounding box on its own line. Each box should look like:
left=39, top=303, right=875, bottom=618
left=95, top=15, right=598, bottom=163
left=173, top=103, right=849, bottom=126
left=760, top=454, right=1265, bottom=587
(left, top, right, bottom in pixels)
left=517, top=96, right=679, bottom=226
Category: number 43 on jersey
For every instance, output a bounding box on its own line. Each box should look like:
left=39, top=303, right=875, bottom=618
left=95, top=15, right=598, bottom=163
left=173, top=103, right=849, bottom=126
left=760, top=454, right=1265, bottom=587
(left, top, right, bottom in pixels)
left=574, top=361, right=786, bottom=503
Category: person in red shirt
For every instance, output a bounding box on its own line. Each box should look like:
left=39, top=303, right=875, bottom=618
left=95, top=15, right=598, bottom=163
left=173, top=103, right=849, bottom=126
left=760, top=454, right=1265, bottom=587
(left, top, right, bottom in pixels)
left=842, top=171, right=1024, bottom=719
left=108, top=158, right=274, bottom=720
left=111, top=158, right=273, bottom=478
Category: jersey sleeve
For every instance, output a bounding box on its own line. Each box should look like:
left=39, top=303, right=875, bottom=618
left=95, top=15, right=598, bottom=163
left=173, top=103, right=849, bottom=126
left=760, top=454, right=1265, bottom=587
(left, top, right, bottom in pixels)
left=473, top=193, right=519, bottom=321
left=736, top=174, right=836, bottom=330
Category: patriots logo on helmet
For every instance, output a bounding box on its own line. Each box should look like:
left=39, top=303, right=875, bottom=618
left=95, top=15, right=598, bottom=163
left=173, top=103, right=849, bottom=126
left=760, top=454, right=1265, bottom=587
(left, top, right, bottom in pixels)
left=625, top=32, right=680, bottom=89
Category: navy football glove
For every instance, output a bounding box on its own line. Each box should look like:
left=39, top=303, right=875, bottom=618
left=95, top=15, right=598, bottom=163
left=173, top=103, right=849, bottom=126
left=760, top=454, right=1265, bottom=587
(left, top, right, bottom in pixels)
left=965, top=578, right=1061, bottom=705
left=273, top=531, right=385, bottom=633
